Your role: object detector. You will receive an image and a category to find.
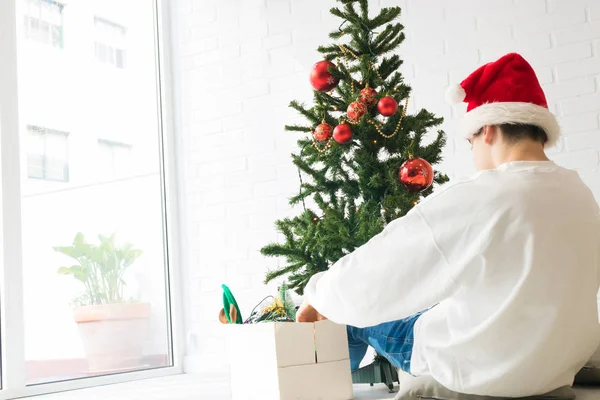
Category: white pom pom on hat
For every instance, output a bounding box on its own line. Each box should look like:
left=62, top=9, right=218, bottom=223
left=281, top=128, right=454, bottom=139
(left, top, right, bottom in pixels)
left=445, top=83, right=466, bottom=104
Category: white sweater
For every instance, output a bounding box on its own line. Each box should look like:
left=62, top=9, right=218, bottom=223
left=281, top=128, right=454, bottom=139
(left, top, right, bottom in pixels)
left=304, top=161, right=600, bottom=397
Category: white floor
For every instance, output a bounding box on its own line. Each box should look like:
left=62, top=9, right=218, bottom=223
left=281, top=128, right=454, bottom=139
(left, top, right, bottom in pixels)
left=21, top=374, right=600, bottom=400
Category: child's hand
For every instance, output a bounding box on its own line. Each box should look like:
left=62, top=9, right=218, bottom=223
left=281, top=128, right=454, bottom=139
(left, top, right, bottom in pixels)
left=296, top=299, right=327, bottom=322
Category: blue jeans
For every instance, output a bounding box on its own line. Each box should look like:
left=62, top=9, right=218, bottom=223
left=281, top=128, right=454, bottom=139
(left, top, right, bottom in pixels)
left=346, top=311, right=426, bottom=373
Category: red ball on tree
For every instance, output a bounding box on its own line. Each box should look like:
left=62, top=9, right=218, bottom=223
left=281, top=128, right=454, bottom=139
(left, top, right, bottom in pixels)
left=399, top=158, right=434, bottom=192
left=309, top=60, right=339, bottom=92
left=378, top=96, right=398, bottom=116
left=360, top=87, right=378, bottom=105
left=333, top=123, right=353, bottom=144
left=313, top=123, right=332, bottom=142
left=347, top=101, right=367, bottom=123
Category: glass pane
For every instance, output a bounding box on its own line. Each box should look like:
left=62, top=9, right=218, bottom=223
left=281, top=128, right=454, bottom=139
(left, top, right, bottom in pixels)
left=26, top=127, right=45, bottom=156
left=30, top=17, right=39, bottom=30
left=107, top=46, right=115, bottom=65
left=44, top=159, right=69, bottom=182
left=37, top=20, right=50, bottom=44
left=17, top=0, right=171, bottom=385
left=94, top=42, right=106, bottom=63
left=27, top=154, right=45, bottom=180
left=30, top=18, right=44, bottom=44
left=51, top=25, right=62, bottom=48
left=115, top=49, right=125, bottom=69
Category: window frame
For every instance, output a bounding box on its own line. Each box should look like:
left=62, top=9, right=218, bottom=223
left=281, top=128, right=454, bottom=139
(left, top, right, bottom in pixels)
left=0, top=0, right=183, bottom=397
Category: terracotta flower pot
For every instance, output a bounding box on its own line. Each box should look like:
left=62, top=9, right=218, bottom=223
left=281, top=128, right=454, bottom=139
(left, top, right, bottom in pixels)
left=73, top=302, right=151, bottom=373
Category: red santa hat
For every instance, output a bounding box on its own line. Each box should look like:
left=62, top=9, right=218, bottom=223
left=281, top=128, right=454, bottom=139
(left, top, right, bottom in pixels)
left=446, top=53, right=560, bottom=148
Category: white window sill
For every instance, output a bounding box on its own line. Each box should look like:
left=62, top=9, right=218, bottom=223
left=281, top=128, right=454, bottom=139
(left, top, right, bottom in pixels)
left=20, top=374, right=600, bottom=400
left=20, top=374, right=399, bottom=400
left=20, top=375, right=231, bottom=400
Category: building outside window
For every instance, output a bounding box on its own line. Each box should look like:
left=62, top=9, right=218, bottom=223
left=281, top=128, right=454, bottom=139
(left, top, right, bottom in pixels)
left=94, top=16, right=126, bottom=69
left=23, top=0, right=64, bottom=48
left=98, top=138, right=132, bottom=178
left=26, top=125, right=69, bottom=182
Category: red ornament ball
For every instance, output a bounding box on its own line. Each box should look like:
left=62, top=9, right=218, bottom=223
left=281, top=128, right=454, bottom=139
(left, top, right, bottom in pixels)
left=314, top=123, right=332, bottom=142
left=309, top=60, right=339, bottom=92
left=378, top=96, right=398, bottom=117
left=399, top=158, right=434, bottom=192
left=360, top=87, right=378, bottom=105
left=347, top=101, right=367, bottom=123
left=333, top=123, right=353, bottom=144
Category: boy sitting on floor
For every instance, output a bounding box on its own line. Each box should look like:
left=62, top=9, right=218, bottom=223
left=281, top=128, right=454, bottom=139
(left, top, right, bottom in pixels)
left=297, top=53, right=600, bottom=398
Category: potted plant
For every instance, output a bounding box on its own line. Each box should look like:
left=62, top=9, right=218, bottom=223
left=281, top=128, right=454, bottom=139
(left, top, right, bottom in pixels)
left=55, top=232, right=150, bottom=373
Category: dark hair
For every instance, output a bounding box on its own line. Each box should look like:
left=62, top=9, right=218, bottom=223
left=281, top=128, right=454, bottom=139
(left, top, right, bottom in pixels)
left=497, top=123, right=548, bottom=145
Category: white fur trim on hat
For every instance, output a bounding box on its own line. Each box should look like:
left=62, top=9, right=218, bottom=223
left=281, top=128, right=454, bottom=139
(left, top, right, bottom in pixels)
left=462, top=102, right=561, bottom=148
left=445, top=84, right=466, bottom=104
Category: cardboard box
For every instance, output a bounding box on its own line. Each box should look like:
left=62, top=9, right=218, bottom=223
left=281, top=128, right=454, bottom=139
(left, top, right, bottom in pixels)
left=226, top=320, right=353, bottom=400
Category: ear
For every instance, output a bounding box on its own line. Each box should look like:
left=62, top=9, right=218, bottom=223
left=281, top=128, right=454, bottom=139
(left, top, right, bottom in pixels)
left=482, top=125, right=497, bottom=145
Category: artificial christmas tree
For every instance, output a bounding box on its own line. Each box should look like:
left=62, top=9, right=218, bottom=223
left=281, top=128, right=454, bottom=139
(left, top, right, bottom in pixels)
left=261, top=0, right=449, bottom=390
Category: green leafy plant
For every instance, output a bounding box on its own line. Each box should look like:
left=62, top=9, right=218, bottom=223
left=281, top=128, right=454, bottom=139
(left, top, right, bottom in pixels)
left=54, top=232, right=143, bottom=306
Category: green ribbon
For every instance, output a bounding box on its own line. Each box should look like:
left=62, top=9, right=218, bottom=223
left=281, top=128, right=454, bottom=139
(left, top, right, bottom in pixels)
left=222, top=284, right=243, bottom=324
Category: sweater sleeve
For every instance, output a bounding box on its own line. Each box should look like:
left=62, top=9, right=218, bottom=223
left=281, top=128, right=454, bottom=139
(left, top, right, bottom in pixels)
left=303, top=207, right=459, bottom=328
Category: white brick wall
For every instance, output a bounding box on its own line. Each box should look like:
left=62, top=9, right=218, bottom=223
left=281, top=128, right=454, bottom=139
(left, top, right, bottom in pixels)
left=170, top=0, right=600, bottom=373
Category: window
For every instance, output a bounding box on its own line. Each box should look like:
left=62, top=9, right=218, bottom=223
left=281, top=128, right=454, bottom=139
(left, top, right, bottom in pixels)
left=0, top=0, right=178, bottom=396
left=23, top=0, right=64, bottom=48
left=94, top=17, right=127, bottom=69
left=26, top=125, right=69, bottom=182
left=98, top=139, right=132, bottom=178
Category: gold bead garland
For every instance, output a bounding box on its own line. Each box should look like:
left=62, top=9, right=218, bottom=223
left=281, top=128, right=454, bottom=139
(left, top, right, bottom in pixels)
left=373, top=66, right=385, bottom=85
left=367, top=96, right=409, bottom=139
left=338, top=44, right=385, bottom=88
left=338, top=45, right=357, bottom=93
left=339, top=43, right=359, bottom=60
left=312, top=132, right=333, bottom=153
left=310, top=44, right=411, bottom=151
